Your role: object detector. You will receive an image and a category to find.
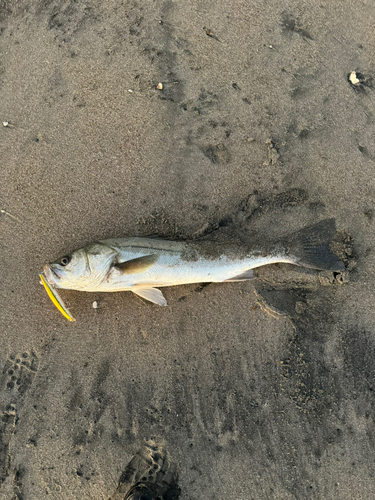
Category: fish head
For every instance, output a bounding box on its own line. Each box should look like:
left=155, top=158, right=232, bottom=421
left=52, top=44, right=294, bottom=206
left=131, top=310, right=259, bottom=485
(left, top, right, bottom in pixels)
left=43, top=243, right=117, bottom=290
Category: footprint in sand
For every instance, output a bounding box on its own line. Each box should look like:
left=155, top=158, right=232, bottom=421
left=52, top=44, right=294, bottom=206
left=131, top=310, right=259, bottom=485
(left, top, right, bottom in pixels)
left=109, top=440, right=180, bottom=500
left=0, top=350, right=39, bottom=486
left=0, top=350, right=39, bottom=396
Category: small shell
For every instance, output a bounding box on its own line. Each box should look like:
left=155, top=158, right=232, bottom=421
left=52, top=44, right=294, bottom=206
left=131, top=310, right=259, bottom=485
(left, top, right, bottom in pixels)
left=156, top=83, right=163, bottom=90
left=349, top=71, right=360, bottom=86
left=92, top=301, right=98, bottom=309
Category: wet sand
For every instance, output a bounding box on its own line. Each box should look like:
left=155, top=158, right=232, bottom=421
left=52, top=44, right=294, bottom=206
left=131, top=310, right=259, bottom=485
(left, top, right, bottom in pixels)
left=1, top=1, right=375, bottom=498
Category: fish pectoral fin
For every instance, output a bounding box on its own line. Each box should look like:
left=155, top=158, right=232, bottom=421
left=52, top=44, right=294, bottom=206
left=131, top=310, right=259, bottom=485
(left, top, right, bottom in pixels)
left=223, top=269, right=254, bottom=282
left=132, top=287, right=168, bottom=306
left=115, top=254, right=158, bottom=274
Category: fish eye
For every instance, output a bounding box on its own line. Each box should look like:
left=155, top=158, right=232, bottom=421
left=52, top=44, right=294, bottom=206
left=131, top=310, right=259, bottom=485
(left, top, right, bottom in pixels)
left=60, top=256, right=71, bottom=266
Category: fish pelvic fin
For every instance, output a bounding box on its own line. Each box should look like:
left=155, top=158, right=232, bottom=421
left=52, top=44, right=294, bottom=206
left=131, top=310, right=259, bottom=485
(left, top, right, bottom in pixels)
left=115, top=254, right=158, bottom=274
left=132, top=287, right=168, bottom=306
left=224, top=269, right=254, bottom=282
left=286, top=219, right=345, bottom=271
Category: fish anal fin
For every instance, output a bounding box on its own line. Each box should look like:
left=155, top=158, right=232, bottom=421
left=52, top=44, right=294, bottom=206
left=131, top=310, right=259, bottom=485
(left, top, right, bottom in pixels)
left=132, top=287, right=167, bottom=306
left=224, top=269, right=254, bottom=282
left=115, top=254, right=158, bottom=274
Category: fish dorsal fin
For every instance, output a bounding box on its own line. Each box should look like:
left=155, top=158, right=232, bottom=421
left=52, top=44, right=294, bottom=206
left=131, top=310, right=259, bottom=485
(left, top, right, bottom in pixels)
left=115, top=254, right=158, bottom=274
left=223, top=269, right=254, bottom=282
left=132, top=287, right=167, bottom=306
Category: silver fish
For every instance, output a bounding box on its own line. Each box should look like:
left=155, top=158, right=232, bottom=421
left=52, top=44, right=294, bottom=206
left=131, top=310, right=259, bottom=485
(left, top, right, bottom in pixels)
left=42, top=219, right=344, bottom=308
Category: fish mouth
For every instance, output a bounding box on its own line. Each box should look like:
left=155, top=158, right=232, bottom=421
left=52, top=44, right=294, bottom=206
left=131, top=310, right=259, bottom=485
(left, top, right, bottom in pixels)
left=43, top=264, right=61, bottom=285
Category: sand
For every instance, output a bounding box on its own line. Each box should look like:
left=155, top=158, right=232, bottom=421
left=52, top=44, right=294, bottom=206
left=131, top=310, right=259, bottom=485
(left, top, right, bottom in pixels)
left=1, top=1, right=375, bottom=498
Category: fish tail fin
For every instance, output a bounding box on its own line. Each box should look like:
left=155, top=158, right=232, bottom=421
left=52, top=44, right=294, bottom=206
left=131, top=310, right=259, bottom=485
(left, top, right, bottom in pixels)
left=286, top=219, right=345, bottom=271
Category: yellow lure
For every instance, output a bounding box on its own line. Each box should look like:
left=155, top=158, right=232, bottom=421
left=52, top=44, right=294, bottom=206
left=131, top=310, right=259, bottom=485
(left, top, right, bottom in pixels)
left=39, top=273, right=76, bottom=322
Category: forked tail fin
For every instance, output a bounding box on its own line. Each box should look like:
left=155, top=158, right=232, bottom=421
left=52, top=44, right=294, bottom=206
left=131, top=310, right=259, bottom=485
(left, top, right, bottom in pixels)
left=285, top=219, right=345, bottom=271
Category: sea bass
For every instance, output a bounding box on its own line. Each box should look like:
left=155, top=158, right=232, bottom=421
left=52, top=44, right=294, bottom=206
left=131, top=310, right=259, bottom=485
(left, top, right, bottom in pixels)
left=41, top=219, right=344, bottom=314
left=40, top=219, right=345, bottom=319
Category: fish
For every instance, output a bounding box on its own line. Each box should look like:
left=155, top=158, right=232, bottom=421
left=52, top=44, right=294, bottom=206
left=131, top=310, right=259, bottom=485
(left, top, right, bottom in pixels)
left=41, top=219, right=345, bottom=316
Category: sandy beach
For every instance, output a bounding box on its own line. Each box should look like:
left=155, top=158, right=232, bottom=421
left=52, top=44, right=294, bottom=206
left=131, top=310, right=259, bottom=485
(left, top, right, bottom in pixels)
left=1, top=1, right=375, bottom=498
